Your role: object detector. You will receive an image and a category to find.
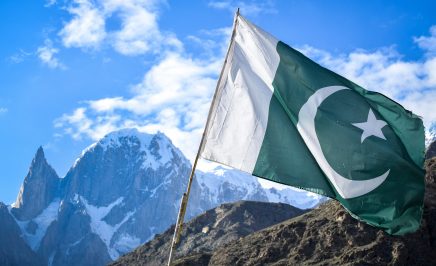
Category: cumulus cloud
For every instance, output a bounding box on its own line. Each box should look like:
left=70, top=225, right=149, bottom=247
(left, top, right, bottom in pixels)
left=414, top=25, right=436, bottom=56
left=58, top=0, right=181, bottom=55
left=36, top=39, right=65, bottom=69
left=59, top=0, right=106, bottom=49
left=54, top=107, right=121, bottom=140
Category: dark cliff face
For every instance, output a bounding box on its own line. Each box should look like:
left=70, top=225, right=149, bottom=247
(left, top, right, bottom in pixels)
left=0, top=203, right=44, bottom=266
left=111, top=201, right=305, bottom=266
left=11, top=147, right=60, bottom=221
left=42, top=130, right=194, bottom=265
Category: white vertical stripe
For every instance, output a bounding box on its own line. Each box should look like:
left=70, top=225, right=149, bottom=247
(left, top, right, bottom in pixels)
left=200, top=16, right=280, bottom=173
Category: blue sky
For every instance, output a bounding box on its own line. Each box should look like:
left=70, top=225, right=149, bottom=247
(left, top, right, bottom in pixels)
left=1, top=0, right=435, bottom=204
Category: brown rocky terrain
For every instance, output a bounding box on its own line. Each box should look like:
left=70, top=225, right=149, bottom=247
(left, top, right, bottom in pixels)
left=111, top=201, right=305, bottom=266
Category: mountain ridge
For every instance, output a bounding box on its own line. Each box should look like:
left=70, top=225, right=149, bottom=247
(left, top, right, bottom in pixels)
left=1, top=128, right=323, bottom=265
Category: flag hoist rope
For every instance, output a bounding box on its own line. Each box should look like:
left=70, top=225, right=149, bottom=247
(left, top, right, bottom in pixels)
left=167, top=8, right=240, bottom=266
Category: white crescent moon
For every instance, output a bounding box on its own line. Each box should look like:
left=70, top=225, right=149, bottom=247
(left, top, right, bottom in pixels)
left=296, top=85, right=389, bottom=199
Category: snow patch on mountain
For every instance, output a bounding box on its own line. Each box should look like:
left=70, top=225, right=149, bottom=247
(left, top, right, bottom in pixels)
left=72, top=143, right=97, bottom=169
left=426, top=123, right=436, bottom=147
left=196, top=166, right=262, bottom=203
left=80, top=195, right=136, bottom=259
left=12, top=199, right=60, bottom=250
left=198, top=165, right=325, bottom=209
left=74, top=128, right=186, bottom=171
left=99, top=128, right=154, bottom=151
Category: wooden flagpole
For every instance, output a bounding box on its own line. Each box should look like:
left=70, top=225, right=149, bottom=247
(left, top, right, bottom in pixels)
left=167, top=8, right=240, bottom=266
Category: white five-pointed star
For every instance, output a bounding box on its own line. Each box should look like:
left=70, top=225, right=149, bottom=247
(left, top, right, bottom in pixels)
left=352, top=109, right=387, bottom=143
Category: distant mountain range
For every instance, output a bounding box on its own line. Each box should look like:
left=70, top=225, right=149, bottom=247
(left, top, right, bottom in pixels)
left=0, top=128, right=324, bottom=266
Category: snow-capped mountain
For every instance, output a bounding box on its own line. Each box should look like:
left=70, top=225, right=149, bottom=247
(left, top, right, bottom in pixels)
left=4, top=128, right=324, bottom=266
left=196, top=166, right=323, bottom=210
left=425, top=123, right=436, bottom=148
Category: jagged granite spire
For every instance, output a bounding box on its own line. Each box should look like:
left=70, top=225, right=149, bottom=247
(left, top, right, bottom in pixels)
left=11, top=146, right=60, bottom=220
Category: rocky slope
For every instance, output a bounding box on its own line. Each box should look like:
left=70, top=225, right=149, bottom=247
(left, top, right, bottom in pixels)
left=111, top=201, right=305, bottom=266
left=1, top=128, right=323, bottom=265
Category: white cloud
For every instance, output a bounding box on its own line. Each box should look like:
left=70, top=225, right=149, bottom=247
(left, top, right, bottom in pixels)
left=414, top=25, right=436, bottom=56
left=59, top=0, right=106, bottom=49
left=208, top=0, right=276, bottom=16
left=107, top=0, right=182, bottom=55
left=58, top=0, right=181, bottom=55
left=36, top=39, right=65, bottom=69
left=54, top=107, right=121, bottom=140
left=0, top=107, right=8, bottom=114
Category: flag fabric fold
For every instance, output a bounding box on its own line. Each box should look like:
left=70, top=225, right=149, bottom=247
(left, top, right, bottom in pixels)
left=200, top=15, right=425, bottom=235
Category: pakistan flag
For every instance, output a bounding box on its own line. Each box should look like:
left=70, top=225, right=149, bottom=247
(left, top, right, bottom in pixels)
left=200, top=15, right=425, bottom=235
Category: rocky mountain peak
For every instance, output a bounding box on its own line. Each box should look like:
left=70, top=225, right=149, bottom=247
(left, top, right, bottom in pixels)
left=34, top=146, right=45, bottom=162
left=73, top=128, right=187, bottom=171
left=3, top=129, right=326, bottom=266
left=426, top=123, right=436, bottom=148
left=11, top=147, right=60, bottom=221
left=62, top=128, right=188, bottom=206
left=97, top=128, right=173, bottom=152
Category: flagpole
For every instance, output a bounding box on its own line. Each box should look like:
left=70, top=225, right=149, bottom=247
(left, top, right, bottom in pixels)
left=167, top=8, right=240, bottom=266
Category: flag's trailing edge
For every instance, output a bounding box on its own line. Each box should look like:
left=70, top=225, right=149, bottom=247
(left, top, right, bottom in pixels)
left=200, top=15, right=425, bottom=235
